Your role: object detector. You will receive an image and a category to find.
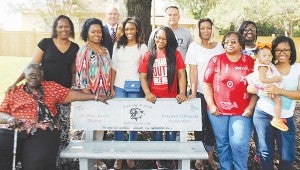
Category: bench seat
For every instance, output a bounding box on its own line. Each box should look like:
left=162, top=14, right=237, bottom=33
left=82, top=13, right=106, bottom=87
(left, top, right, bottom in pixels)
left=61, top=140, right=207, bottom=160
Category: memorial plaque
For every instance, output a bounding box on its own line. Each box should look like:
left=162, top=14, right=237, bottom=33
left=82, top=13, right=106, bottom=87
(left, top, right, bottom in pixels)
left=71, top=98, right=202, bottom=131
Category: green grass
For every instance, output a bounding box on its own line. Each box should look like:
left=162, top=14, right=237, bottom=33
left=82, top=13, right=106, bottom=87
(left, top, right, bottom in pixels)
left=0, top=56, right=31, bottom=99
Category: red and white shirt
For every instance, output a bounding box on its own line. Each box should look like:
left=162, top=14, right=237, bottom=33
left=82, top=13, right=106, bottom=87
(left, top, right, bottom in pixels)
left=203, top=53, right=254, bottom=115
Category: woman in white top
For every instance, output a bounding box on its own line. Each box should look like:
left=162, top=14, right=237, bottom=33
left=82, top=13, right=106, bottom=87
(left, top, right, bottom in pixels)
left=250, top=36, right=300, bottom=169
left=111, top=17, right=148, bottom=169
left=185, top=18, right=224, bottom=170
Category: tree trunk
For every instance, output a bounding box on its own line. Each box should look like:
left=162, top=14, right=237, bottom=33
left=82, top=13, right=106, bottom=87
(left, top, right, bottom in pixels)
left=126, top=0, right=152, bottom=43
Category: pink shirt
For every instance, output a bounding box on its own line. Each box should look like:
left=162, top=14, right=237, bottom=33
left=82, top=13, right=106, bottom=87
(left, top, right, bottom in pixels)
left=203, top=53, right=254, bottom=115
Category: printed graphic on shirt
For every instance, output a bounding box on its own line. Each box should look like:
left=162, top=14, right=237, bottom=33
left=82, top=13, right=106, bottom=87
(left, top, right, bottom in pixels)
left=153, top=58, right=168, bottom=85
left=177, top=38, right=184, bottom=47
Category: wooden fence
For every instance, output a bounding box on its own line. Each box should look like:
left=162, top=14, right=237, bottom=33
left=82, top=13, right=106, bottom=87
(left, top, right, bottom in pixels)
left=0, top=30, right=299, bottom=62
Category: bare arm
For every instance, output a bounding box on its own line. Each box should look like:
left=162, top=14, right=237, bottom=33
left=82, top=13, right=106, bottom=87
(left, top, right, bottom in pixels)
left=188, top=64, right=198, bottom=99
left=6, top=47, right=44, bottom=94
left=176, top=68, right=187, bottom=103
left=63, top=90, right=111, bottom=104
left=70, top=61, right=76, bottom=87
left=140, top=72, right=156, bottom=103
left=265, top=75, right=300, bottom=100
left=258, top=66, right=281, bottom=84
left=242, top=94, right=258, bottom=117
left=203, top=82, right=219, bottom=116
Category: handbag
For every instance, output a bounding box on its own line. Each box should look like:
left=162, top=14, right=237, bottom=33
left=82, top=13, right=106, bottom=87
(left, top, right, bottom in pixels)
left=124, top=80, right=141, bottom=92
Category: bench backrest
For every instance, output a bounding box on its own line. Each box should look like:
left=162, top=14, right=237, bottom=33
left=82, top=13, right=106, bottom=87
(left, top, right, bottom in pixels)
left=71, top=98, right=202, bottom=142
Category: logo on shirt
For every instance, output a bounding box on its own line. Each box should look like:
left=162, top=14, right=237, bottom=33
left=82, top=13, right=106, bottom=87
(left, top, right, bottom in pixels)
left=153, top=58, right=168, bottom=85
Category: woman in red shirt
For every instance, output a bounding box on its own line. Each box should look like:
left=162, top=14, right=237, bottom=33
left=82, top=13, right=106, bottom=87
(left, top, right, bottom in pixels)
left=203, top=31, right=257, bottom=170
left=0, top=63, right=110, bottom=170
left=139, top=26, right=187, bottom=169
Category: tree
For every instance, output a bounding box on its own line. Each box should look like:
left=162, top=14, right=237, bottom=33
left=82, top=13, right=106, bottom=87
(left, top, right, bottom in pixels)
left=8, top=0, right=87, bottom=31
left=206, top=0, right=300, bottom=37
left=125, top=0, right=152, bottom=42
left=175, top=0, right=218, bottom=19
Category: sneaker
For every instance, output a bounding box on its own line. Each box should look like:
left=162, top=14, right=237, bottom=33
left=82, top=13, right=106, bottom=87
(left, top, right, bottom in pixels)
left=270, top=119, right=289, bottom=131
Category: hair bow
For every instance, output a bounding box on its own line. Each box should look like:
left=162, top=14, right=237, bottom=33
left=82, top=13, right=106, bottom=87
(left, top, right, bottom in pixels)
left=257, top=41, right=272, bottom=50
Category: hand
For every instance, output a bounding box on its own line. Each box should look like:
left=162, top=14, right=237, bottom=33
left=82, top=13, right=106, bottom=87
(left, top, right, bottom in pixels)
left=145, top=93, right=156, bottom=103
left=242, top=109, right=253, bottom=117
left=187, top=93, right=196, bottom=100
left=176, top=93, right=187, bottom=104
left=96, top=95, right=112, bottom=104
left=209, top=105, right=220, bottom=116
left=273, top=76, right=282, bottom=83
left=7, top=117, right=23, bottom=129
left=264, top=84, right=281, bottom=95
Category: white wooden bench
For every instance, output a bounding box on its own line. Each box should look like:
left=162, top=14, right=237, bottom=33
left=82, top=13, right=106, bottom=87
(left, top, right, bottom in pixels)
left=60, top=98, right=207, bottom=170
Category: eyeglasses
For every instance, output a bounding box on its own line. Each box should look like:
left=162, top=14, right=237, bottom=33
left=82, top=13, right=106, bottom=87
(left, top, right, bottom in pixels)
left=244, top=28, right=256, bottom=32
left=155, top=36, right=167, bottom=41
left=223, top=40, right=238, bottom=45
left=274, top=49, right=291, bottom=54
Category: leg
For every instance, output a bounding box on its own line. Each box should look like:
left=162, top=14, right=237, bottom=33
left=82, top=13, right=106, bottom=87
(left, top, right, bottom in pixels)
left=207, top=112, right=232, bottom=170
left=276, top=117, right=295, bottom=169
left=0, top=129, right=14, bottom=170
left=253, top=107, right=275, bottom=170
left=229, top=116, right=252, bottom=170
left=270, top=96, right=288, bottom=131
left=22, top=129, right=60, bottom=170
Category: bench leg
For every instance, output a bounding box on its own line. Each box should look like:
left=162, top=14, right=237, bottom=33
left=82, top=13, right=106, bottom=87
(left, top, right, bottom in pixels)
left=178, top=159, right=190, bottom=170
left=79, top=159, right=96, bottom=170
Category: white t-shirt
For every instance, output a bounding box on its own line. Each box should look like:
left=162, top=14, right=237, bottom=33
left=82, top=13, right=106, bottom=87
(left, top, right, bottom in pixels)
left=111, top=44, right=148, bottom=88
left=256, top=63, right=300, bottom=118
left=185, top=42, right=224, bottom=93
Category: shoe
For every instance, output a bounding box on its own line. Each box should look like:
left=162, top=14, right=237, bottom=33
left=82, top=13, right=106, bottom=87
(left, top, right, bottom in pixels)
left=208, top=159, right=220, bottom=170
left=94, top=160, right=107, bottom=170
left=253, top=154, right=261, bottom=164
left=114, top=159, right=122, bottom=169
left=126, top=159, right=136, bottom=169
left=270, top=119, right=289, bottom=131
left=195, top=160, right=204, bottom=170
left=156, top=160, right=175, bottom=169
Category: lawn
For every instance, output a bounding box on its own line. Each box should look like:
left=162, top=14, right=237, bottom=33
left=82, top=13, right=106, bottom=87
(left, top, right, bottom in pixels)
left=0, top=56, right=31, bottom=99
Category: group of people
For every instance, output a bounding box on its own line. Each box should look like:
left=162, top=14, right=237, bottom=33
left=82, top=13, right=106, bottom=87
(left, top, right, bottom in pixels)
left=0, top=3, right=299, bottom=170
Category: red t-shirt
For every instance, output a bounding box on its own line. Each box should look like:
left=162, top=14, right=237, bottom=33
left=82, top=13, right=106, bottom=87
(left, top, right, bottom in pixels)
left=139, top=50, right=185, bottom=98
left=0, top=81, right=70, bottom=132
left=203, top=53, right=254, bottom=115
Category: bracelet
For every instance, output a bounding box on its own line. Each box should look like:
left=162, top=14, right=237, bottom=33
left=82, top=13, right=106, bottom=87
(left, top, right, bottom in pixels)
left=94, top=94, right=98, bottom=101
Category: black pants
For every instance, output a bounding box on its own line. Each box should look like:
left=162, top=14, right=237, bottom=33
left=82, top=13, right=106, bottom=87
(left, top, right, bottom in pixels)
left=0, top=128, right=60, bottom=170
left=193, top=92, right=216, bottom=147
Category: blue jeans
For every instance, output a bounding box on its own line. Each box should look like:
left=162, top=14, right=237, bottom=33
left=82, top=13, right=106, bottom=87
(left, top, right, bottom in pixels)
left=253, top=107, right=295, bottom=170
left=152, top=131, right=176, bottom=141
left=208, top=111, right=252, bottom=170
left=114, top=86, right=143, bottom=141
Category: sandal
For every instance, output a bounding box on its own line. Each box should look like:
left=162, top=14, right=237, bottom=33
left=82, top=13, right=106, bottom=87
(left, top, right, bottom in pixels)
left=195, top=160, right=204, bottom=170
left=113, top=159, right=122, bottom=170
left=208, top=159, right=220, bottom=170
left=270, top=119, right=288, bottom=131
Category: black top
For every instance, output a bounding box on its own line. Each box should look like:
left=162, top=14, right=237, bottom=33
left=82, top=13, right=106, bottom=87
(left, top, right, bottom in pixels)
left=38, top=38, right=79, bottom=88
left=102, top=25, right=115, bottom=58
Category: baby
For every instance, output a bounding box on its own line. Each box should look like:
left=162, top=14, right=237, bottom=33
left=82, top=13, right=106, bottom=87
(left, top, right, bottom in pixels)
left=247, top=42, right=288, bottom=131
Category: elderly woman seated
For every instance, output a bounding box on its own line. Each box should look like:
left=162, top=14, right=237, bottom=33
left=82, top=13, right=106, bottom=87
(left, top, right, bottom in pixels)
left=0, top=63, right=111, bottom=170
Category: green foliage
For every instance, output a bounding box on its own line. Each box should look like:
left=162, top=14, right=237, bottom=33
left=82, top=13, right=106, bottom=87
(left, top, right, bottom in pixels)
left=175, top=0, right=218, bottom=19
left=256, top=22, right=284, bottom=36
